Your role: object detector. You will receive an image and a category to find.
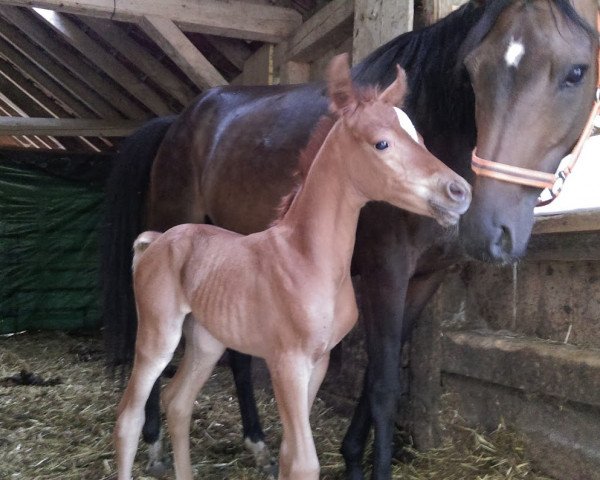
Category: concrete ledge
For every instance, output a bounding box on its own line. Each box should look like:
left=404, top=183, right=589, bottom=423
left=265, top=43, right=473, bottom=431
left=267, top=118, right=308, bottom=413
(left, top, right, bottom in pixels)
left=442, top=330, right=600, bottom=407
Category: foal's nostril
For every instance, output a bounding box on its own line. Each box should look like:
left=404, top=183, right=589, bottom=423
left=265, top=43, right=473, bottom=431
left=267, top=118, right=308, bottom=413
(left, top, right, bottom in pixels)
left=447, top=181, right=467, bottom=203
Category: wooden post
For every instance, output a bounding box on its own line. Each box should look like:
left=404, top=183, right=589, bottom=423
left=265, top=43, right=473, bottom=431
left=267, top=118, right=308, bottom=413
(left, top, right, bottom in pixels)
left=352, top=0, right=414, bottom=65
left=279, top=61, right=310, bottom=85
left=241, top=44, right=273, bottom=86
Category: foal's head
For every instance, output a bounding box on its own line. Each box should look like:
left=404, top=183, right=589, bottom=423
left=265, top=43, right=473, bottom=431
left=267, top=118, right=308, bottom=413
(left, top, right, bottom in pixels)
left=327, top=54, right=471, bottom=227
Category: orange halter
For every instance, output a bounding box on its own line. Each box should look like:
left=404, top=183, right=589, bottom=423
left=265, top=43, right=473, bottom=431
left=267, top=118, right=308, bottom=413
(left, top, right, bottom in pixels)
left=471, top=13, right=600, bottom=206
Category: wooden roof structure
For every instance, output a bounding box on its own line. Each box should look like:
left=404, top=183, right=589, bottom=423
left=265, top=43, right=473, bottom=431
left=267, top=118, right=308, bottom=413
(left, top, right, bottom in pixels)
left=0, top=0, right=434, bottom=153
left=0, top=0, right=324, bottom=152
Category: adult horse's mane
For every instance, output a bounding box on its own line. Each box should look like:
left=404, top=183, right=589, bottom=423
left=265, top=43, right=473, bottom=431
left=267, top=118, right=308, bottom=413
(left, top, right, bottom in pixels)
left=273, top=87, right=381, bottom=224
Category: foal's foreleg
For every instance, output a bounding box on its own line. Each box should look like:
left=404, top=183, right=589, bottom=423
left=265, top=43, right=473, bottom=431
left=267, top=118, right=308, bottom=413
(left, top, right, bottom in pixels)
left=269, top=355, right=319, bottom=480
left=163, top=318, right=225, bottom=480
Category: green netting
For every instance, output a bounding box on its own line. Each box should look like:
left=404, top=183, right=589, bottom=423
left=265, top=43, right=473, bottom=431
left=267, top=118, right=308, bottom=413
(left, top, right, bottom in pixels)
left=0, top=151, right=110, bottom=334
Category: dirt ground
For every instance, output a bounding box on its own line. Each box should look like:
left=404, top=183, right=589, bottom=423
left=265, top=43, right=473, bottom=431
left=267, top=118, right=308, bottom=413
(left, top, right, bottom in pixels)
left=0, top=331, right=553, bottom=479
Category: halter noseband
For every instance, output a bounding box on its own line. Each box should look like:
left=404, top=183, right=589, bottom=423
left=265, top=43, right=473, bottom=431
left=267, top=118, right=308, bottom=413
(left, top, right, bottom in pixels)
left=471, top=13, right=600, bottom=207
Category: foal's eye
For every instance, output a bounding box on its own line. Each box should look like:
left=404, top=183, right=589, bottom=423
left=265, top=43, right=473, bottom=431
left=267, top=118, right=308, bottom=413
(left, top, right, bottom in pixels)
left=375, top=140, right=389, bottom=150
left=562, top=65, right=588, bottom=88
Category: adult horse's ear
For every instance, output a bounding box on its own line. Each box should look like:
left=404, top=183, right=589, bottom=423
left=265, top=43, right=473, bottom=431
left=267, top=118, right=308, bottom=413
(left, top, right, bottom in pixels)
left=379, top=65, right=408, bottom=107
left=327, top=53, right=356, bottom=114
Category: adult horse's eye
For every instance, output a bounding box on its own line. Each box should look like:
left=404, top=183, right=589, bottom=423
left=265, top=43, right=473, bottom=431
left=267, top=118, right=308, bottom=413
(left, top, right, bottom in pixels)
left=375, top=140, right=389, bottom=150
left=562, top=65, right=588, bottom=88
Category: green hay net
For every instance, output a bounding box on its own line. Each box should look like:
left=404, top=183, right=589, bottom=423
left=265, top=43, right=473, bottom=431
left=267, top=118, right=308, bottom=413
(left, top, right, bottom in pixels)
left=0, top=150, right=111, bottom=334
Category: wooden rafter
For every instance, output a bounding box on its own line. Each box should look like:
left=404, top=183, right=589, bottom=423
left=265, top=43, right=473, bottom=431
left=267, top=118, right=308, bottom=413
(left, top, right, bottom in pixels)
left=0, top=37, right=95, bottom=119
left=0, top=6, right=149, bottom=119
left=204, top=35, right=254, bottom=71
left=279, top=0, right=354, bottom=64
left=32, top=9, right=173, bottom=116
left=139, top=15, right=227, bottom=90
left=80, top=17, right=197, bottom=107
left=0, top=0, right=302, bottom=43
left=0, top=61, right=98, bottom=151
left=0, top=17, right=123, bottom=119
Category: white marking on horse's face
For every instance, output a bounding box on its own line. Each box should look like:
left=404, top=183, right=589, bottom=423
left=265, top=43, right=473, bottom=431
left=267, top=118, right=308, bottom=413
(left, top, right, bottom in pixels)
left=393, top=107, right=419, bottom=143
left=505, top=38, right=525, bottom=68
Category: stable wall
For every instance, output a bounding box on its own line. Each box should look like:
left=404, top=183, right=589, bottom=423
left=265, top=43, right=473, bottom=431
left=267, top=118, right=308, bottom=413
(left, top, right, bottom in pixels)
left=0, top=149, right=110, bottom=333
left=410, top=211, right=600, bottom=480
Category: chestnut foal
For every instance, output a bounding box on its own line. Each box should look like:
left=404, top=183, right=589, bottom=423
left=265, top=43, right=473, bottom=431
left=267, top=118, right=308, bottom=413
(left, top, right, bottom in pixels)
left=113, top=54, right=471, bottom=480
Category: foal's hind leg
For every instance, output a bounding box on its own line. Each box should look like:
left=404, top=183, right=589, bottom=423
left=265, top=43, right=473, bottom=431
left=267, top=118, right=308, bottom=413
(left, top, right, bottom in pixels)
left=163, top=317, right=225, bottom=480
left=114, top=313, right=185, bottom=480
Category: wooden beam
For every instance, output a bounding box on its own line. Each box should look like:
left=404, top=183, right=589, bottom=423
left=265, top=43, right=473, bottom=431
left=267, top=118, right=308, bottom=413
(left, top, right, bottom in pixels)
left=204, top=35, right=253, bottom=71
left=0, top=117, right=143, bottom=137
left=533, top=209, right=600, bottom=235
left=353, top=0, right=414, bottom=65
left=0, top=6, right=148, bottom=119
left=0, top=0, right=302, bottom=42
left=32, top=9, right=173, bottom=116
left=241, top=44, right=273, bottom=86
left=0, top=37, right=95, bottom=119
left=80, top=17, right=197, bottom=107
left=282, top=0, right=354, bottom=64
left=0, top=61, right=96, bottom=151
left=0, top=70, right=65, bottom=149
left=0, top=17, right=123, bottom=119
left=139, top=15, right=227, bottom=90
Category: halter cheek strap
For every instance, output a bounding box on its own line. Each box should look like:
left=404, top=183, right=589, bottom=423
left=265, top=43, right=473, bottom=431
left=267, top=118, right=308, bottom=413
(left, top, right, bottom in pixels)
left=471, top=12, right=600, bottom=207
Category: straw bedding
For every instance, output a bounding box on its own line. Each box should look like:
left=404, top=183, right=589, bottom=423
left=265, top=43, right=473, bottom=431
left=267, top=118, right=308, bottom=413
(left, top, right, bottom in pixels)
left=1, top=331, right=552, bottom=479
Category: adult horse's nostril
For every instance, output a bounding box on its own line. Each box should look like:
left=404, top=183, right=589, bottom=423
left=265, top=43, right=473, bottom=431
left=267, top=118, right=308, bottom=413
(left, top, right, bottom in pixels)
left=447, top=181, right=468, bottom=203
left=495, top=224, right=513, bottom=256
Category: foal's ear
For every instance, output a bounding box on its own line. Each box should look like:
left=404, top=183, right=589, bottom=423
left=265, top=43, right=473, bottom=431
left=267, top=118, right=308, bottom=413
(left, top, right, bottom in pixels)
left=327, top=53, right=357, bottom=115
left=379, top=65, right=408, bottom=107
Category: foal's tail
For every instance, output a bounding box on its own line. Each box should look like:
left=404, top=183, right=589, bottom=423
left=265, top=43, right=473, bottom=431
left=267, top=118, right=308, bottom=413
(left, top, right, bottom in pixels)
left=132, top=231, right=161, bottom=272
left=101, top=116, right=177, bottom=371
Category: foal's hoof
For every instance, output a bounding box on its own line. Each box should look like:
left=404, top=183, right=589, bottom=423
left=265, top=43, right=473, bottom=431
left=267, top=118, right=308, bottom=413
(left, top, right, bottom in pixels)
left=145, top=459, right=171, bottom=478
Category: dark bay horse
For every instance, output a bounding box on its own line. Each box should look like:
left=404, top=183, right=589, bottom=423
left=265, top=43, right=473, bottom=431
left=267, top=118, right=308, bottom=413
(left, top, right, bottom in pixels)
left=115, top=55, right=471, bottom=480
left=103, top=1, right=599, bottom=478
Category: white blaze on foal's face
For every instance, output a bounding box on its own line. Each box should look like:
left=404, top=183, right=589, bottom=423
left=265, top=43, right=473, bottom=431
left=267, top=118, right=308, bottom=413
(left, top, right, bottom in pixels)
left=393, top=107, right=419, bottom=143
left=505, top=38, right=525, bottom=68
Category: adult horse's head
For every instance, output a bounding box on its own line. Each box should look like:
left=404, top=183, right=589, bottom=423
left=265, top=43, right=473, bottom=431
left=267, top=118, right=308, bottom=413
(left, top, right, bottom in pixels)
left=459, top=0, right=598, bottom=263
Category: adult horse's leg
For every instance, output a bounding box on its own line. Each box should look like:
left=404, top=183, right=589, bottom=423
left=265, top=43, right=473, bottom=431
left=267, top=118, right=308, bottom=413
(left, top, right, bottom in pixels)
left=163, top=317, right=226, bottom=480
left=341, top=206, right=413, bottom=480
left=228, top=349, right=275, bottom=472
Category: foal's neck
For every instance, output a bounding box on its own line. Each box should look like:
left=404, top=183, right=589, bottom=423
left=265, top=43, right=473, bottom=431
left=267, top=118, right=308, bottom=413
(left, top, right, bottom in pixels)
left=278, top=124, right=366, bottom=279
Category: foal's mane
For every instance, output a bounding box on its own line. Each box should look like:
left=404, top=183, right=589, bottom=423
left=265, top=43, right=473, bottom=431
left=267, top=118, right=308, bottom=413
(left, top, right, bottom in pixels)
left=272, top=87, right=380, bottom=225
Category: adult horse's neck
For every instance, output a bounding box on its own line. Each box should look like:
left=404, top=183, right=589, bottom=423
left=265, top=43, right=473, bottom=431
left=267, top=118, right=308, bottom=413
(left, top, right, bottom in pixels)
left=353, top=3, right=483, bottom=178
left=277, top=122, right=366, bottom=280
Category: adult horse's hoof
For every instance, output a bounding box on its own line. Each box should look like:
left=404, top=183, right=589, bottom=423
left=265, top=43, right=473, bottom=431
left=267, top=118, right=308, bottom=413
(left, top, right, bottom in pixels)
left=344, top=466, right=365, bottom=480
left=263, top=462, right=278, bottom=479
left=244, top=438, right=277, bottom=477
left=145, top=459, right=171, bottom=478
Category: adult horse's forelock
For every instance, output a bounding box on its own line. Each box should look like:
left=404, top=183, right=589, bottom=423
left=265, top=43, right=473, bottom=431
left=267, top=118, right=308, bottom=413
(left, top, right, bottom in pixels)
left=458, top=0, right=597, bottom=67
left=459, top=0, right=599, bottom=263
